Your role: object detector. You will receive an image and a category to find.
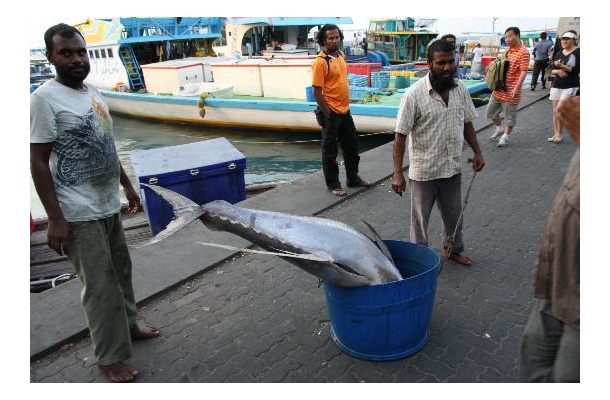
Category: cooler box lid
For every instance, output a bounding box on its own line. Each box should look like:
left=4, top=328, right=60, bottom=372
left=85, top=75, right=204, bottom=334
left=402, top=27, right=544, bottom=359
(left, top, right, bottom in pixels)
left=130, top=137, right=246, bottom=181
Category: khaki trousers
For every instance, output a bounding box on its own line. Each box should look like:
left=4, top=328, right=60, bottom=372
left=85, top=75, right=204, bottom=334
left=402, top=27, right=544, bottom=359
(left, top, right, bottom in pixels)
left=66, top=213, right=137, bottom=365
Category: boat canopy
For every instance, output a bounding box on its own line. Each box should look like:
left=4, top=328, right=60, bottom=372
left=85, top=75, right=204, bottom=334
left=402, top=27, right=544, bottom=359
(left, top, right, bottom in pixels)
left=118, top=17, right=223, bottom=44
left=224, top=17, right=352, bottom=26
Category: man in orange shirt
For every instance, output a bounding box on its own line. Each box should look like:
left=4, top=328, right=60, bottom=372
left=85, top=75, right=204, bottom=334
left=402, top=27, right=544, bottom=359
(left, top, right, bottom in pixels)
left=486, top=27, right=530, bottom=147
left=312, top=24, right=370, bottom=197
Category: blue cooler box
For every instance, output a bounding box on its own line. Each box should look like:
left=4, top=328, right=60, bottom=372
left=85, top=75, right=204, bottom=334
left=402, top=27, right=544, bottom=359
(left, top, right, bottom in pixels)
left=130, top=137, right=246, bottom=236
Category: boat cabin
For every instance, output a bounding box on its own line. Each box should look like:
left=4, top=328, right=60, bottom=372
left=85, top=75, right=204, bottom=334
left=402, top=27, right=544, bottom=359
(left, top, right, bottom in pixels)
left=366, top=18, right=438, bottom=63
left=76, top=18, right=223, bottom=91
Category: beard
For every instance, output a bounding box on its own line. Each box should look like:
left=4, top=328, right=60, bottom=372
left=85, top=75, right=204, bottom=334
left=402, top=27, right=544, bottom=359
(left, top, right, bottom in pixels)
left=56, top=64, right=91, bottom=85
left=429, top=68, right=457, bottom=92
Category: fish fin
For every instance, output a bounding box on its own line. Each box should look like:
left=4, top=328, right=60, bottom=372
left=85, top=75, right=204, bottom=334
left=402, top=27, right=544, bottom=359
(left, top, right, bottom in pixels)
left=360, top=220, right=394, bottom=263
left=140, top=183, right=199, bottom=214
left=196, top=242, right=332, bottom=262
left=137, top=209, right=206, bottom=247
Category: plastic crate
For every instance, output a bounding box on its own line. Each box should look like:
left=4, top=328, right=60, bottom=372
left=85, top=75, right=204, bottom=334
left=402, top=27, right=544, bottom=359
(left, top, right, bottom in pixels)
left=370, top=71, right=390, bottom=89
left=347, top=73, right=369, bottom=87
left=349, top=86, right=373, bottom=101
left=130, top=138, right=247, bottom=236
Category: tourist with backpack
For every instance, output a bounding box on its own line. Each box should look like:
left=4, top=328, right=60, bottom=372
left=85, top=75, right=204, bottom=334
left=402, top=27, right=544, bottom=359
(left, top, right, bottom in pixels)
left=311, top=24, right=370, bottom=197
left=486, top=27, right=531, bottom=147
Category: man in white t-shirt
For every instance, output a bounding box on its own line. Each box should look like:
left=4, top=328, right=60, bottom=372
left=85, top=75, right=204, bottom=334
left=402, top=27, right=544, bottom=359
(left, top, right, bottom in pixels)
left=30, top=23, right=159, bottom=383
left=472, top=43, right=484, bottom=74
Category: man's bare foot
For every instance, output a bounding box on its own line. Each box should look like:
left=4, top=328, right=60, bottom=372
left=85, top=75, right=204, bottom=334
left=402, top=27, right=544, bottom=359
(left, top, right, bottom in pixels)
left=131, top=325, right=160, bottom=340
left=442, top=251, right=474, bottom=266
left=98, top=362, right=138, bottom=383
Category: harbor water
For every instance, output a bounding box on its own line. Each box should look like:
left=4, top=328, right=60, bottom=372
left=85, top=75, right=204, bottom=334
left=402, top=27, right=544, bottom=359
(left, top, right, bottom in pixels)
left=30, top=113, right=394, bottom=219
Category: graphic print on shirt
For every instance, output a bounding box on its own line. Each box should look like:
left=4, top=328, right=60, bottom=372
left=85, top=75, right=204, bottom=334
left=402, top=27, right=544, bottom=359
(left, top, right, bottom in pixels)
left=54, top=98, right=118, bottom=189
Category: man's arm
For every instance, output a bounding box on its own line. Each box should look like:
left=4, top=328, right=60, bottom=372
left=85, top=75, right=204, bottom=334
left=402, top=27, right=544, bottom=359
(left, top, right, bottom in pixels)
left=31, top=143, right=70, bottom=255
left=511, top=69, right=529, bottom=99
left=312, top=85, right=331, bottom=118
left=119, top=163, right=142, bottom=214
left=463, top=122, right=485, bottom=171
left=391, top=133, right=408, bottom=196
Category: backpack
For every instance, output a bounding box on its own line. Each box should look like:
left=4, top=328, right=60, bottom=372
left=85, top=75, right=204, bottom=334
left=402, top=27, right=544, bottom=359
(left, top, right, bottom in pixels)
left=485, top=51, right=510, bottom=91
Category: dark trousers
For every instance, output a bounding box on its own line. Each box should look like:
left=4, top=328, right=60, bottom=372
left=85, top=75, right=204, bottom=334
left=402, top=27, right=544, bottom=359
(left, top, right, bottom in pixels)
left=531, top=59, right=549, bottom=88
left=409, top=173, right=464, bottom=253
left=318, top=110, right=361, bottom=189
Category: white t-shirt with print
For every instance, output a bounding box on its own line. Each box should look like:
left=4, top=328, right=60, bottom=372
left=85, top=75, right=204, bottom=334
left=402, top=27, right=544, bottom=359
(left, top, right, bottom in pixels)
left=30, top=80, right=121, bottom=222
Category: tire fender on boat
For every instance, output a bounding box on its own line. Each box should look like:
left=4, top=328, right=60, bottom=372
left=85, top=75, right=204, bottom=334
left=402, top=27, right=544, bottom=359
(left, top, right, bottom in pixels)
left=198, top=91, right=207, bottom=118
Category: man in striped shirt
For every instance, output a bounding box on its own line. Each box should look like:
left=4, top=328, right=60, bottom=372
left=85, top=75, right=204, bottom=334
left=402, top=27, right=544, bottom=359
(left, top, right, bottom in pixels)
left=392, top=40, right=485, bottom=266
left=486, top=27, right=531, bottom=147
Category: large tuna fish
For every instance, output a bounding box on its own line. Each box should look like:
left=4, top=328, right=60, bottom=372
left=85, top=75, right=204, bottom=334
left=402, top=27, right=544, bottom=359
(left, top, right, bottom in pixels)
left=140, top=184, right=402, bottom=287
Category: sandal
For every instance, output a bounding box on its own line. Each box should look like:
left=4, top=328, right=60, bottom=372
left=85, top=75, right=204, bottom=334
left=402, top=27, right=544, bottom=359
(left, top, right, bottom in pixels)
left=330, top=188, right=347, bottom=197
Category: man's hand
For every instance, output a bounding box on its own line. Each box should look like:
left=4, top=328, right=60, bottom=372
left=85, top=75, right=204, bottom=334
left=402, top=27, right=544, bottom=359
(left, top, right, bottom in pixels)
left=471, top=152, right=485, bottom=171
left=47, top=217, right=70, bottom=256
left=391, top=172, right=406, bottom=196
left=510, top=87, right=521, bottom=99
left=123, top=186, right=142, bottom=214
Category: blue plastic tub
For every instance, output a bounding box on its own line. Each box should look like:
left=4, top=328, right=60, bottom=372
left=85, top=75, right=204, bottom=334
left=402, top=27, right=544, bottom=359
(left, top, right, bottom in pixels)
left=323, top=240, right=440, bottom=361
left=305, top=86, right=315, bottom=102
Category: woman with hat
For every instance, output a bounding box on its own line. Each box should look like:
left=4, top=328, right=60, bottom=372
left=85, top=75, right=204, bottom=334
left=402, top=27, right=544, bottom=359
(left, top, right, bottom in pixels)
left=548, top=30, right=580, bottom=143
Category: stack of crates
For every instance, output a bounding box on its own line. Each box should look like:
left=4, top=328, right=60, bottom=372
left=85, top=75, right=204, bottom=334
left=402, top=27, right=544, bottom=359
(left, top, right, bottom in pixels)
left=347, top=73, right=368, bottom=87
left=346, top=62, right=382, bottom=87
left=349, top=86, right=373, bottom=101
left=370, top=71, right=390, bottom=89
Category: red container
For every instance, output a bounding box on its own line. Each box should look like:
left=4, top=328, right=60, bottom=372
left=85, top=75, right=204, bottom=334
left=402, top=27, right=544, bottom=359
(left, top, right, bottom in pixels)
left=481, top=56, right=496, bottom=76
left=347, top=63, right=382, bottom=86
left=481, top=56, right=495, bottom=67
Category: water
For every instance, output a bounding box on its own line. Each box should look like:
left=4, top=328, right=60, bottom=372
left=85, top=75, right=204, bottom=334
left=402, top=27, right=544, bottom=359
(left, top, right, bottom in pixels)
left=30, top=113, right=394, bottom=219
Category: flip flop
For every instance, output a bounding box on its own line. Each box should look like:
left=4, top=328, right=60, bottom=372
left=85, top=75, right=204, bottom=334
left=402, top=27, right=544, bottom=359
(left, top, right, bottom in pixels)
left=330, top=188, right=347, bottom=197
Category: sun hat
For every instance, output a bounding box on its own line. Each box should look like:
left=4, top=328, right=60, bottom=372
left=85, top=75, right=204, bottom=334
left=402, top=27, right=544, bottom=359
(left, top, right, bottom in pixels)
left=561, top=31, right=578, bottom=39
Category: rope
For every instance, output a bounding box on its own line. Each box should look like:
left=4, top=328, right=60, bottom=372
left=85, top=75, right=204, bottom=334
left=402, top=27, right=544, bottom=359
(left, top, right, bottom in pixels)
left=438, top=167, right=478, bottom=275
left=229, top=130, right=395, bottom=145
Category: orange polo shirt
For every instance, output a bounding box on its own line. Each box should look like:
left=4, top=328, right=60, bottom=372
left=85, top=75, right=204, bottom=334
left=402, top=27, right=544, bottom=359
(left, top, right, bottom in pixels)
left=311, top=51, right=350, bottom=114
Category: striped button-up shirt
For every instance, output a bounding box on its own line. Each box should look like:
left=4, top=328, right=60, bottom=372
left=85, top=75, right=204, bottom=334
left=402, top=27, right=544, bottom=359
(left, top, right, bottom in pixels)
left=395, top=73, right=477, bottom=181
left=533, top=149, right=580, bottom=330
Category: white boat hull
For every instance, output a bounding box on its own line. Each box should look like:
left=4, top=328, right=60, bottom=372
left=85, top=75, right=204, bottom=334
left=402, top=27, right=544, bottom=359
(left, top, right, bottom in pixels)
left=101, top=91, right=397, bottom=133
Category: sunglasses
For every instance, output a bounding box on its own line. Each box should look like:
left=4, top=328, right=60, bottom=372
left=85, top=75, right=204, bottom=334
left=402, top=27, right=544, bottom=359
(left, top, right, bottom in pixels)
left=561, top=37, right=574, bottom=40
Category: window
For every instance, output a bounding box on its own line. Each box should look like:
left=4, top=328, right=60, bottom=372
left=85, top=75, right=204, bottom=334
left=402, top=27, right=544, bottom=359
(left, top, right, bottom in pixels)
left=107, top=48, right=113, bottom=58
left=94, top=49, right=100, bottom=58
left=89, top=50, right=94, bottom=58
left=101, top=49, right=107, bottom=58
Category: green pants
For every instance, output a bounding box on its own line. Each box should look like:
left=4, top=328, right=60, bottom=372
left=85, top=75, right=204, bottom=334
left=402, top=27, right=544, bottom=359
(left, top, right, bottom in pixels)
left=66, top=213, right=138, bottom=365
